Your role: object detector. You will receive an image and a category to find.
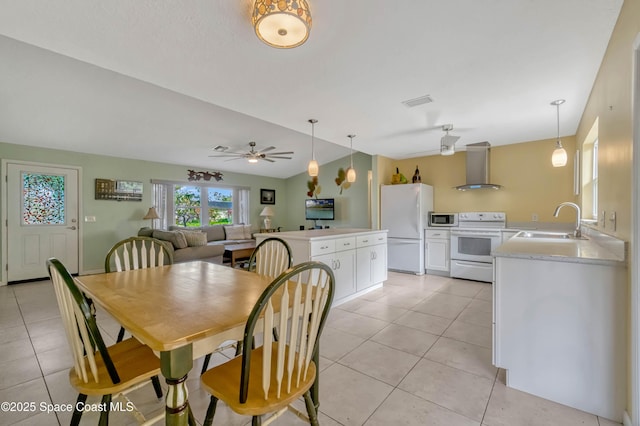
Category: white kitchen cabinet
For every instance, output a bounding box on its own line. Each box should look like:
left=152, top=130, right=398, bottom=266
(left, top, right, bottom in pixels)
left=424, top=229, right=450, bottom=275
left=255, top=229, right=387, bottom=305
left=493, top=254, right=626, bottom=421
left=312, top=238, right=356, bottom=301
left=356, top=234, right=387, bottom=292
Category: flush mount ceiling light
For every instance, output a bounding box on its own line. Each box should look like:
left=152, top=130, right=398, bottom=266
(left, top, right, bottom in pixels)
left=252, top=0, right=312, bottom=49
left=550, top=99, right=568, bottom=167
left=440, top=124, right=460, bottom=156
left=346, top=134, right=356, bottom=183
left=307, top=119, right=318, bottom=176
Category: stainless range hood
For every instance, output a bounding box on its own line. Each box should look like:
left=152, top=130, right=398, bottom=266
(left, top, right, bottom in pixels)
left=455, top=142, right=502, bottom=191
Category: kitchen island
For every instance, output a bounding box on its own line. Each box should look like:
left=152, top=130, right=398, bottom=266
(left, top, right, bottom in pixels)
left=492, top=229, right=626, bottom=421
left=255, top=228, right=388, bottom=306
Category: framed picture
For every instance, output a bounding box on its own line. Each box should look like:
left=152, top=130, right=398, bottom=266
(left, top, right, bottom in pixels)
left=261, top=188, right=275, bottom=204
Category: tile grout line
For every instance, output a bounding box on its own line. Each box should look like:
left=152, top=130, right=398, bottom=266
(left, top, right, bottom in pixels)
left=11, top=284, right=63, bottom=426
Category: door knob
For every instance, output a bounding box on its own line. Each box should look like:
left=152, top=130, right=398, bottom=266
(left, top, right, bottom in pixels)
left=67, top=226, right=77, bottom=230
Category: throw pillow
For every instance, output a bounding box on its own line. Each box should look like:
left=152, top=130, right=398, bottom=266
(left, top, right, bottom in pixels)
left=138, top=227, right=154, bottom=237
left=243, top=225, right=253, bottom=239
left=152, top=230, right=188, bottom=249
left=224, top=225, right=245, bottom=240
left=183, top=231, right=207, bottom=247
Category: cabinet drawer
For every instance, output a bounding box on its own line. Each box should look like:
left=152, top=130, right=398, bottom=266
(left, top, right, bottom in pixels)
left=310, top=240, right=335, bottom=256
left=356, top=233, right=386, bottom=248
left=425, top=229, right=449, bottom=239
left=335, top=237, right=356, bottom=252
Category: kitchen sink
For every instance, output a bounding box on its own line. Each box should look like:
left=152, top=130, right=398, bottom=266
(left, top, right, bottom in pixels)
left=515, top=231, right=586, bottom=240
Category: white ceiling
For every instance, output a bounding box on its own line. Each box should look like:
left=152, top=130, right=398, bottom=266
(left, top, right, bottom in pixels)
left=0, top=0, right=623, bottom=178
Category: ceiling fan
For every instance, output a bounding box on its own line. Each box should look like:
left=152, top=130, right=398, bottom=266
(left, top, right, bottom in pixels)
left=440, top=124, right=460, bottom=156
left=208, top=142, right=294, bottom=163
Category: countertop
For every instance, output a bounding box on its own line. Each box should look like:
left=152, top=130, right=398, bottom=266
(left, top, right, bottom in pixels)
left=493, top=230, right=626, bottom=266
left=255, top=228, right=387, bottom=241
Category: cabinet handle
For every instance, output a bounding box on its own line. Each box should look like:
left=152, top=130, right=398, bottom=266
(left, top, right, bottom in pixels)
left=321, top=245, right=328, bottom=250
left=344, top=242, right=350, bottom=246
left=336, top=259, right=341, bottom=269
left=362, top=239, right=369, bottom=243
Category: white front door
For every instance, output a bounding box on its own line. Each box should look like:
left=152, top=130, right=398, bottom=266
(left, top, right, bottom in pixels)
left=7, top=163, right=79, bottom=281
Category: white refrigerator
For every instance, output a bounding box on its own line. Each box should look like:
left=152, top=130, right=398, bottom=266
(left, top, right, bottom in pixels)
left=380, top=183, right=433, bottom=274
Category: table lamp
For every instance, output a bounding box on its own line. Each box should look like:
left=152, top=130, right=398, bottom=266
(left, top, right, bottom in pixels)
left=143, top=206, right=160, bottom=229
left=260, top=206, right=274, bottom=230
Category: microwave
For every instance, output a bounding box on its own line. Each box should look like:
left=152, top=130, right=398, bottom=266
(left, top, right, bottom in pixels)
left=428, top=212, right=458, bottom=227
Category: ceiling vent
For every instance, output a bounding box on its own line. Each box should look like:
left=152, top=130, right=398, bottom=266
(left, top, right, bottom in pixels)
left=212, top=145, right=228, bottom=152
left=401, top=95, right=434, bottom=108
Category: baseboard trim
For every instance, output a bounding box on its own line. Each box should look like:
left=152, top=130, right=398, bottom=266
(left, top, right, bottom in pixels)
left=624, top=410, right=632, bottom=426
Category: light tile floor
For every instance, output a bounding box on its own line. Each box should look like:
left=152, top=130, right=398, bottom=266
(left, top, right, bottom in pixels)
left=0, top=272, right=623, bottom=426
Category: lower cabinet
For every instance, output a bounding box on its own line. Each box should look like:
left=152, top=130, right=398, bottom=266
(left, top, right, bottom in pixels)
left=256, top=230, right=387, bottom=305
left=312, top=249, right=356, bottom=301
left=425, top=229, right=450, bottom=274
left=356, top=235, right=388, bottom=292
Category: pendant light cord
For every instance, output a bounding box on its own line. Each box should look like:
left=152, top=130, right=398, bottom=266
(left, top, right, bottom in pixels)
left=348, top=134, right=355, bottom=167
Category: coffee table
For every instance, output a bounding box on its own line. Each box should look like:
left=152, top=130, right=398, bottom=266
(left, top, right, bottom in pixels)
left=224, top=242, right=256, bottom=267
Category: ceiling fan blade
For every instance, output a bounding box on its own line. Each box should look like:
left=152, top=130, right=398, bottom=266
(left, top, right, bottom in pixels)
left=267, top=156, right=293, bottom=159
left=261, top=158, right=275, bottom=162
left=257, top=146, right=276, bottom=153
left=223, top=157, right=246, bottom=162
left=266, top=151, right=294, bottom=156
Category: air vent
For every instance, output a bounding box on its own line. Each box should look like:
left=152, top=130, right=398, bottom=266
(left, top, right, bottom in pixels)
left=212, top=145, right=228, bottom=152
left=401, top=94, right=434, bottom=108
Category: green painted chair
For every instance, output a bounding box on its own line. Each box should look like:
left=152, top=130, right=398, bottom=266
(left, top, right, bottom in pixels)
left=200, top=237, right=294, bottom=375
left=247, top=237, right=293, bottom=276
left=200, top=261, right=335, bottom=426
left=46, top=258, right=164, bottom=426
left=104, top=236, right=173, bottom=342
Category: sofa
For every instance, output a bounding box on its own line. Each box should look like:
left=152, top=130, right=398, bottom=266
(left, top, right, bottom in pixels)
left=138, top=224, right=254, bottom=264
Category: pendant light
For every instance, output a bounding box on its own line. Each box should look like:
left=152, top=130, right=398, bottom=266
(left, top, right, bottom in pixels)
left=346, top=134, right=356, bottom=183
left=307, top=119, right=319, bottom=176
left=551, top=99, right=568, bottom=167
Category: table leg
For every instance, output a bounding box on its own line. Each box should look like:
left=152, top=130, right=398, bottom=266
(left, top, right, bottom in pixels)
left=230, top=252, right=237, bottom=268
left=161, top=345, right=193, bottom=425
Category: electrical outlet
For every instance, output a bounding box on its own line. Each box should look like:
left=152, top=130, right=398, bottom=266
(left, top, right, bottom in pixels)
left=531, top=213, right=538, bottom=222
left=84, top=216, right=96, bottom=223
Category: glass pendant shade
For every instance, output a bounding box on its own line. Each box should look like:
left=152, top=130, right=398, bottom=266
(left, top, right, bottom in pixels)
left=252, top=0, right=312, bottom=49
left=552, top=141, right=568, bottom=167
left=346, top=167, right=356, bottom=183
left=307, top=159, right=319, bottom=176
left=550, top=99, right=567, bottom=167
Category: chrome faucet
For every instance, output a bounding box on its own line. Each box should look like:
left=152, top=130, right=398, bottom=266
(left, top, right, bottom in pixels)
left=553, top=202, right=582, bottom=238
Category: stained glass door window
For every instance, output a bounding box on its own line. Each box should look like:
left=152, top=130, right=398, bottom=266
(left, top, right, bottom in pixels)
left=22, top=173, right=66, bottom=225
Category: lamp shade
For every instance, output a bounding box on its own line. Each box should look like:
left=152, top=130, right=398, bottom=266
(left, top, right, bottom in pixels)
left=307, top=159, right=319, bottom=177
left=552, top=143, right=568, bottom=167
left=346, top=167, right=356, bottom=183
left=260, top=206, right=275, bottom=217
left=252, top=0, right=312, bottom=49
left=143, top=207, right=160, bottom=220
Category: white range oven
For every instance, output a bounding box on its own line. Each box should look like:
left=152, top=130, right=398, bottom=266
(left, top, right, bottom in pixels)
left=450, top=212, right=506, bottom=282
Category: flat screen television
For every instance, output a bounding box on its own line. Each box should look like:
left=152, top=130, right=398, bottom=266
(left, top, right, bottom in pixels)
left=305, top=198, right=335, bottom=220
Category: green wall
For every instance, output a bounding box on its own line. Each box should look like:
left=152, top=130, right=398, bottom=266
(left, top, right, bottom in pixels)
left=0, top=142, right=373, bottom=281
left=284, top=152, right=372, bottom=230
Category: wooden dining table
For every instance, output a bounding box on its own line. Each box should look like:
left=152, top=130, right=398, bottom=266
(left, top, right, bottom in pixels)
left=74, top=261, right=286, bottom=425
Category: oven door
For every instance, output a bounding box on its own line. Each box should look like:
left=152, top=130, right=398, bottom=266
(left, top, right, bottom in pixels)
left=450, top=230, right=501, bottom=263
